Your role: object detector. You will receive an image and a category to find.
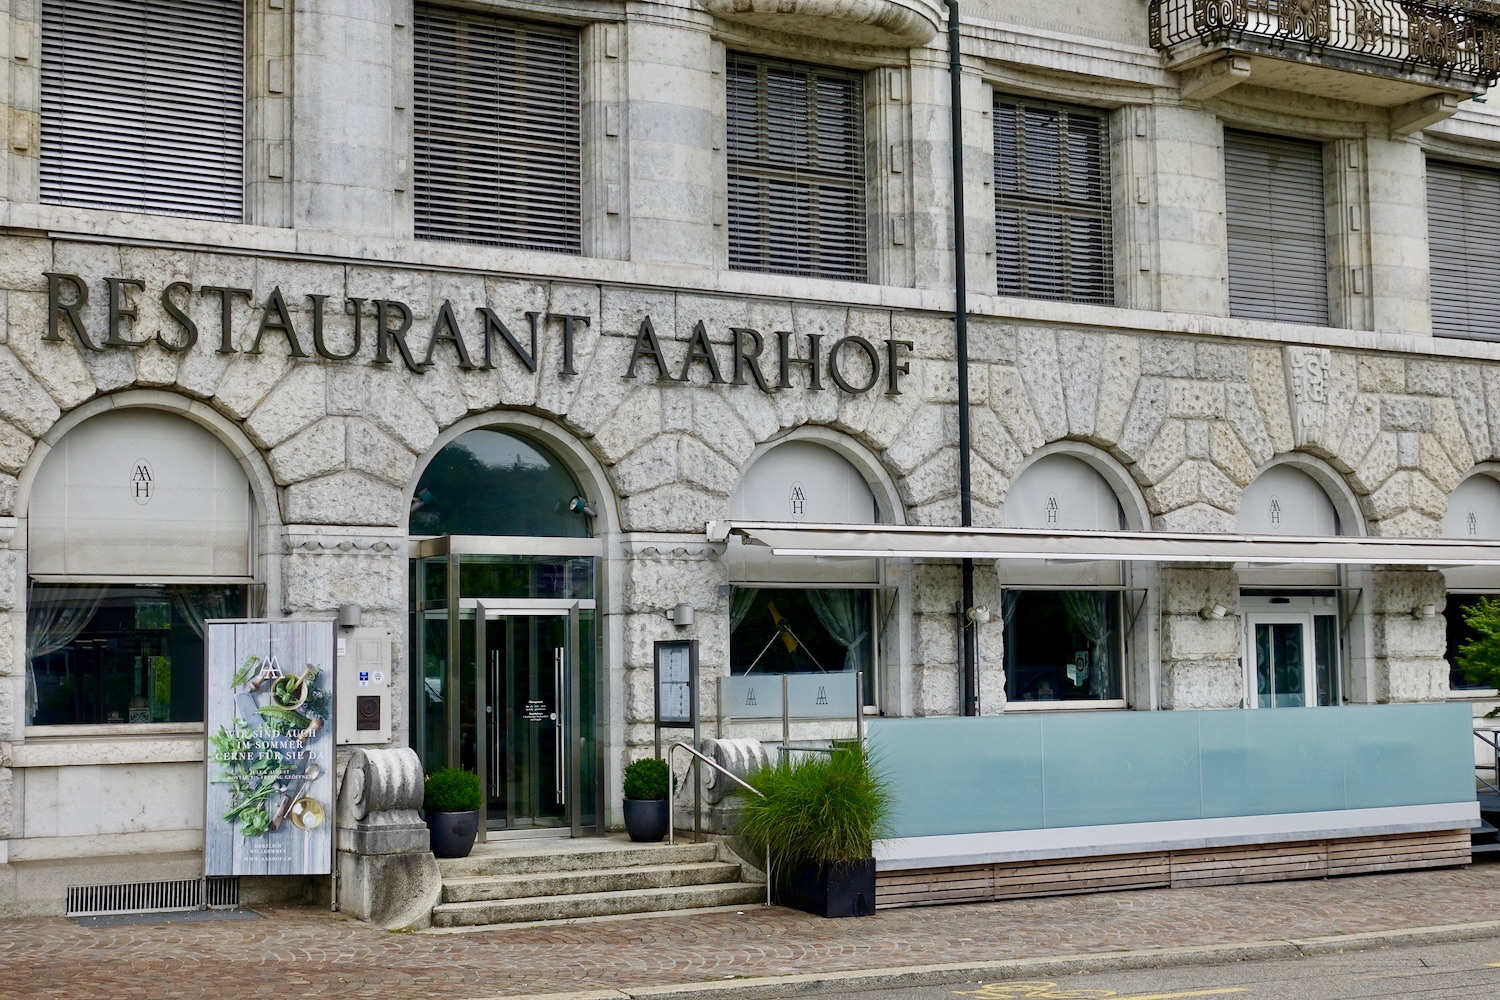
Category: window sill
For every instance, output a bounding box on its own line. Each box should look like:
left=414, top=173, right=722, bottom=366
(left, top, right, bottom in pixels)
left=1001, top=699, right=1127, bottom=712
left=23, top=722, right=204, bottom=740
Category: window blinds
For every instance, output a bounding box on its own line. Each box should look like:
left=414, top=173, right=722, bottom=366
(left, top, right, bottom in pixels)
left=1427, top=159, right=1500, bottom=340
left=40, top=0, right=245, bottom=221
left=727, top=55, right=867, bottom=283
left=1225, top=130, right=1329, bottom=326
left=993, top=97, right=1114, bottom=305
left=414, top=8, right=581, bottom=253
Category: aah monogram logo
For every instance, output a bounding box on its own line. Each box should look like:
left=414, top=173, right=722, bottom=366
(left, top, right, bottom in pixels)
left=130, top=459, right=154, bottom=505
left=789, top=482, right=807, bottom=520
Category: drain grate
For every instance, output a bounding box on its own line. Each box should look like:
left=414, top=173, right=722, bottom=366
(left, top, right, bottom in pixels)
left=66, top=876, right=240, bottom=917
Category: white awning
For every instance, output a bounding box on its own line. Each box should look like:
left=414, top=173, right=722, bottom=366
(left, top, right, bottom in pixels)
left=706, top=520, right=1500, bottom=567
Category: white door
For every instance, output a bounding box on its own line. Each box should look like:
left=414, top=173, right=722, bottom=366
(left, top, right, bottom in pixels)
left=1242, top=600, right=1341, bottom=708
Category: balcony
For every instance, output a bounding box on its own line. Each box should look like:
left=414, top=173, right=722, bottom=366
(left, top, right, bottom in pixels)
left=697, top=0, right=941, bottom=47
left=1150, top=0, right=1500, bottom=117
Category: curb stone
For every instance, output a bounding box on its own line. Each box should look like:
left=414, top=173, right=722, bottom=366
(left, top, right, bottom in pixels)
left=493, top=918, right=1500, bottom=1000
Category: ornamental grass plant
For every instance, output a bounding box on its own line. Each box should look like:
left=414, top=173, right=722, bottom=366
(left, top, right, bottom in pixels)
left=734, top=743, right=891, bottom=871
left=423, top=767, right=481, bottom=813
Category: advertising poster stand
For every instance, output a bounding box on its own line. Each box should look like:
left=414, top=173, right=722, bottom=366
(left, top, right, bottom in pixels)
left=203, top=619, right=337, bottom=902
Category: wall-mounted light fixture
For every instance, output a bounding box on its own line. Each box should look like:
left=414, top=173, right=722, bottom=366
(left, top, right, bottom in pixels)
left=1412, top=603, right=1437, bottom=619
left=1200, top=604, right=1228, bottom=620
left=666, top=603, right=695, bottom=627
left=965, top=605, right=990, bottom=625
left=337, top=603, right=363, bottom=629
left=568, top=495, right=597, bottom=519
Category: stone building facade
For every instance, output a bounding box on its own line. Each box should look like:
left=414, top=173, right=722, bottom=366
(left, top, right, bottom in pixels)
left=3, top=0, right=1500, bottom=915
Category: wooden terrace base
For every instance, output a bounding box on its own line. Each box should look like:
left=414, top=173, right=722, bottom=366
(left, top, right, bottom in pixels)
left=875, top=829, right=1472, bottom=908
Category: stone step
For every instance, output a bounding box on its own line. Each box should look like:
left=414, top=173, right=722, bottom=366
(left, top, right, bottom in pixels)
left=437, top=841, right=718, bottom=879
left=432, top=881, right=766, bottom=927
left=441, top=861, right=745, bottom=903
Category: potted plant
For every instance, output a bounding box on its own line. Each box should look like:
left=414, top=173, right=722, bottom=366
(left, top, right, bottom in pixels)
left=424, top=766, right=481, bottom=859
left=622, top=756, right=671, bottom=842
left=734, top=743, right=890, bottom=918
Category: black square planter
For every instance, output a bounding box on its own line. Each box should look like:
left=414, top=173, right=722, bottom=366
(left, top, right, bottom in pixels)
left=775, top=857, right=876, bottom=918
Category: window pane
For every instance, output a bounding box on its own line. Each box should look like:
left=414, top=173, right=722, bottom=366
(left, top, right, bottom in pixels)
left=726, top=54, right=867, bottom=282
left=993, top=96, right=1113, bottom=305
left=41, top=0, right=245, bottom=221
left=729, top=588, right=874, bottom=703
left=413, top=7, right=581, bottom=252
left=1448, top=595, right=1494, bottom=690
left=1314, top=614, right=1339, bottom=706
left=26, top=583, right=247, bottom=726
left=1003, top=591, right=1122, bottom=702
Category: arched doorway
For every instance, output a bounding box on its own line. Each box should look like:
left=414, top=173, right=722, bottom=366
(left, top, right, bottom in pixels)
left=409, top=428, right=601, bottom=838
left=1237, top=464, right=1346, bottom=709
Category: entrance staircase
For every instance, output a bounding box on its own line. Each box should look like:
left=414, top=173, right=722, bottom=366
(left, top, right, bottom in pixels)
left=431, top=835, right=764, bottom=927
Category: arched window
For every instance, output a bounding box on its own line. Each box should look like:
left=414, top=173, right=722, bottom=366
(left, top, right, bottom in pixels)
left=1442, top=473, right=1500, bottom=690
left=999, top=454, right=1128, bottom=706
left=727, top=441, right=880, bottom=705
left=1237, top=464, right=1340, bottom=536
left=26, top=409, right=254, bottom=726
left=410, top=428, right=590, bottom=538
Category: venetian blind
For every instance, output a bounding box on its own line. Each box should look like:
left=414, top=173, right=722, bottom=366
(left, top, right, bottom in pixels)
left=1225, top=130, right=1329, bottom=326
left=40, top=0, right=245, bottom=221
left=414, top=8, right=581, bottom=253
left=1427, top=159, right=1500, bottom=340
left=993, top=97, right=1114, bottom=305
left=727, top=55, right=867, bottom=282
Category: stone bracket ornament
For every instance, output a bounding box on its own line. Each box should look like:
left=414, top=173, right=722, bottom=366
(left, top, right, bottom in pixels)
left=697, top=0, right=941, bottom=47
left=1285, top=345, right=1332, bottom=450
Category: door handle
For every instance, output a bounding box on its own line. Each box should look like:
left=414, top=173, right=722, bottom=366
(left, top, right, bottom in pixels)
left=554, top=646, right=565, bottom=805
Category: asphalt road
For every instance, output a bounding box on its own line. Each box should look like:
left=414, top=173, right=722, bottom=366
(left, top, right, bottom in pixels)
left=778, top=938, right=1500, bottom=1000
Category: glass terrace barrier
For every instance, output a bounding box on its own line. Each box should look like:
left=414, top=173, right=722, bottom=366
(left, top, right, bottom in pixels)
left=1149, top=0, right=1500, bottom=83
left=869, top=703, right=1475, bottom=840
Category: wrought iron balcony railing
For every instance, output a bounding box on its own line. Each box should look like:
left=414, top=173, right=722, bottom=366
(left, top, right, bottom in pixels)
left=1150, top=0, right=1500, bottom=85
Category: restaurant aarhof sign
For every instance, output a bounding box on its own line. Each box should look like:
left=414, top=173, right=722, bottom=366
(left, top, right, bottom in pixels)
left=41, top=272, right=914, bottom=395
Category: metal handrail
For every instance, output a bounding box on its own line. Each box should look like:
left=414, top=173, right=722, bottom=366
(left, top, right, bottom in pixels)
left=665, top=742, right=773, bottom=907
left=1477, top=728, right=1500, bottom=796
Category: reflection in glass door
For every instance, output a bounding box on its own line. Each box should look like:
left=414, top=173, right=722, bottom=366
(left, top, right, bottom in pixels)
left=477, top=608, right=573, bottom=834
left=1253, top=619, right=1305, bottom=707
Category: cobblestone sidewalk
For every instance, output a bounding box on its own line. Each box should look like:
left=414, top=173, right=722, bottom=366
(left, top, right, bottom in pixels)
left=7, top=865, right=1500, bottom=999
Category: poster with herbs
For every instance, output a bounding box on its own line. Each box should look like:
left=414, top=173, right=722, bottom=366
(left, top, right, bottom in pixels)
left=204, top=620, right=334, bottom=876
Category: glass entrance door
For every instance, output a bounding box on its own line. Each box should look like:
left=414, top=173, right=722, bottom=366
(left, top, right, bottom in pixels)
left=1251, top=616, right=1306, bottom=708
left=475, top=605, right=579, bottom=835
left=410, top=538, right=601, bottom=839
left=1243, top=606, right=1340, bottom=708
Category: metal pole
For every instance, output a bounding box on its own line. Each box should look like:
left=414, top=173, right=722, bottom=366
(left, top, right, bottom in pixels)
left=946, top=0, right=979, bottom=717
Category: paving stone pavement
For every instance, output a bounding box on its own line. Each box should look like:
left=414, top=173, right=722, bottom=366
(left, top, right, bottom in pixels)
left=8, top=865, right=1500, bottom=999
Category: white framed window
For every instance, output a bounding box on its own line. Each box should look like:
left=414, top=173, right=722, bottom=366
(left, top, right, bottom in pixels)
left=413, top=6, right=581, bottom=252
left=25, top=410, right=256, bottom=728
left=40, top=0, right=246, bottom=221
left=728, top=441, right=886, bottom=707
left=1000, top=454, right=1133, bottom=706
left=993, top=95, right=1113, bottom=305
left=726, top=53, right=867, bottom=282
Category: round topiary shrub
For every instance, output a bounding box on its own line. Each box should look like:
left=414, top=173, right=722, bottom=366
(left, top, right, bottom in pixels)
left=623, top=756, right=670, bottom=801
left=424, top=767, right=481, bottom=813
